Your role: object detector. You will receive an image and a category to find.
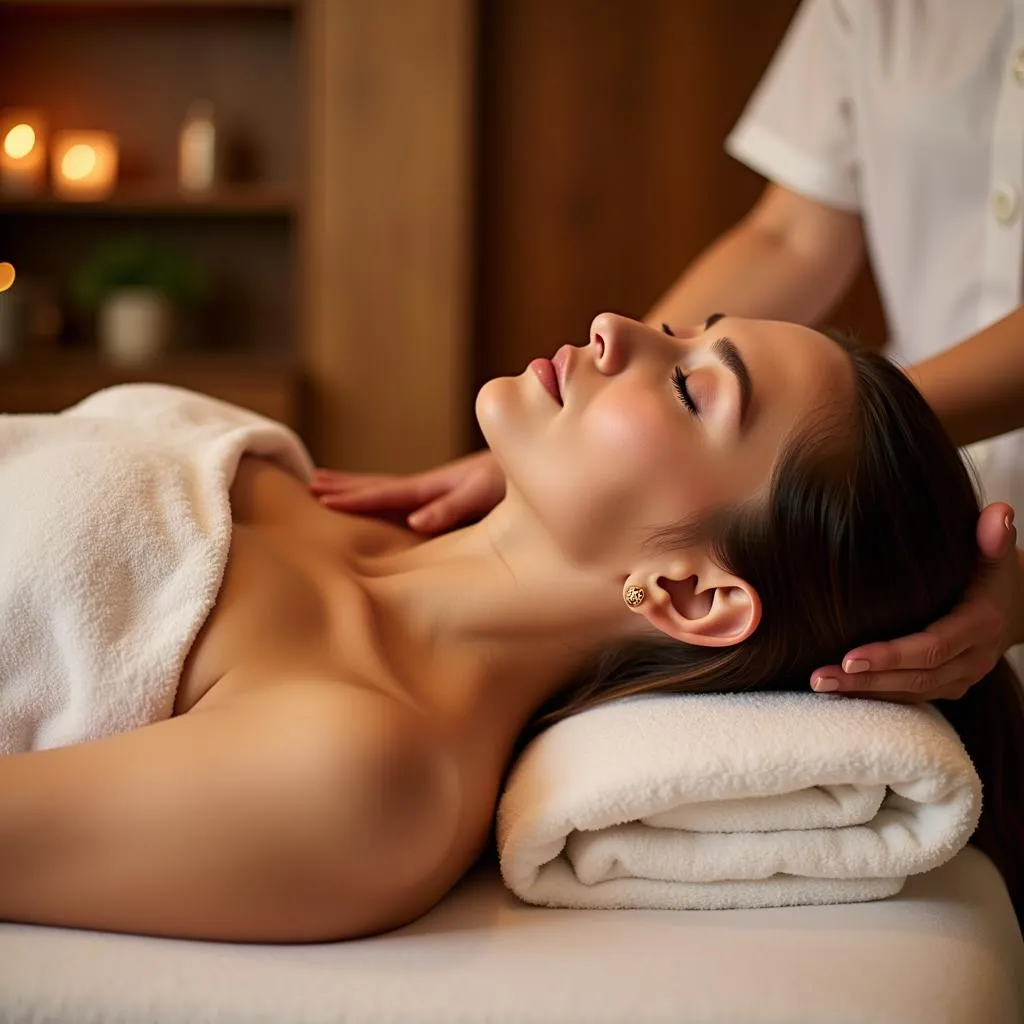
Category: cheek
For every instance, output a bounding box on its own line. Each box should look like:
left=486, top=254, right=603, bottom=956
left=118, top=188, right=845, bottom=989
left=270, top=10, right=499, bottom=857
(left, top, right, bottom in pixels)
left=579, top=397, right=705, bottom=515
left=583, top=394, right=682, bottom=473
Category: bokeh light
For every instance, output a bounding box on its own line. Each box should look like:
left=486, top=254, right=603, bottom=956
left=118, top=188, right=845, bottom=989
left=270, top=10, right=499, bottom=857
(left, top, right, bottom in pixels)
left=61, top=143, right=98, bottom=181
left=2, top=124, right=36, bottom=161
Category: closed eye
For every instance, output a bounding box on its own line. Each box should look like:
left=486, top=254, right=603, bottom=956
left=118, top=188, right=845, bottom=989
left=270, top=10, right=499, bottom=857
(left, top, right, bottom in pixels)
left=672, top=366, right=699, bottom=416
left=661, top=323, right=700, bottom=416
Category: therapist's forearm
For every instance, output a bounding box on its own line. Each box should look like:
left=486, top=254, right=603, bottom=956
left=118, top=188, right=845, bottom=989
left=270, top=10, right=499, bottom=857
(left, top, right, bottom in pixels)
left=908, top=307, right=1024, bottom=448
left=645, top=184, right=865, bottom=329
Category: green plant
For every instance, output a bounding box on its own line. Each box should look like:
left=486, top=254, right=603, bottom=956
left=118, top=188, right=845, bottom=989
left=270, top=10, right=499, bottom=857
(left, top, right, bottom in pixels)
left=71, top=236, right=211, bottom=311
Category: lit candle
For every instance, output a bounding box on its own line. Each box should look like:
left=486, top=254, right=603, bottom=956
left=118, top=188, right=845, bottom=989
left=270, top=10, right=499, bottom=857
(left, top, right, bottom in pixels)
left=0, top=109, right=47, bottom=197
left=51, top=130, right=118, bottom=201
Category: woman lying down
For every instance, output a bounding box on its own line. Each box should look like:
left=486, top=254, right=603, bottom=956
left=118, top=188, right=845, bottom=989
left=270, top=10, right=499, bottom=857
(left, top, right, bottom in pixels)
left=0, top=313, right=1021, bottom=943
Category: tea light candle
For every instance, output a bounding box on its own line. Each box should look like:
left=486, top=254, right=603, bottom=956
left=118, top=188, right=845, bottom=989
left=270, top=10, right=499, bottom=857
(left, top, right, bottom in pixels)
left=51, top=130, right=118, bottom=201
left=0, top=109, right=47, bottom=196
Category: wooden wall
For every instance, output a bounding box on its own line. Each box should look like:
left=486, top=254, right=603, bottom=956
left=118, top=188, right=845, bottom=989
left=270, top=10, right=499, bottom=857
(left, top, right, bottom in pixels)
left=303, top=0, right=475, bottom=472
left=472, top=0, right=886, bottom=404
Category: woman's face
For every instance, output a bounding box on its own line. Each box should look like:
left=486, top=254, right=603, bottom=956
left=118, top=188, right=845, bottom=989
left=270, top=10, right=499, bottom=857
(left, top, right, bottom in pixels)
left=476, top=313, right=854, bottom=566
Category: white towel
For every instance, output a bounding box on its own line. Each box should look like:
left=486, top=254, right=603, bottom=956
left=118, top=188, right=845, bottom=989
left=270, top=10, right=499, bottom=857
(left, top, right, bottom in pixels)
left=497, top=692, right=982, bottom=910
left=0, top=384, right=313, bottom=755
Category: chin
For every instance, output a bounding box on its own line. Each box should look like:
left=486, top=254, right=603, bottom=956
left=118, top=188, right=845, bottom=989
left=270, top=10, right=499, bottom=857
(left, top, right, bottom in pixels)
left=474, top=375, right=521, bottom=449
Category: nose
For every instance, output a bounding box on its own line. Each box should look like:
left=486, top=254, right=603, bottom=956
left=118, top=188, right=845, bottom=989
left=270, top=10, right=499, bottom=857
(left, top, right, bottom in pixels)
left=589, top=312, right=683, bottom=374
left=590, top=313, right=637, bottom=374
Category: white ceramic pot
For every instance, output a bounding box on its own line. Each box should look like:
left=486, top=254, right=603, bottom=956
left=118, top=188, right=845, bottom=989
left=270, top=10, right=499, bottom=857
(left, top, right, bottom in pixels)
left=98, top=288, right=173, bottom=366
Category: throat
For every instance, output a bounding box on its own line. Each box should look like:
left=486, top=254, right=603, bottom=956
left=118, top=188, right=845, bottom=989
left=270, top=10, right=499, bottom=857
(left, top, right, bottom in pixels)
left=358, top=550, right=608, bottom=741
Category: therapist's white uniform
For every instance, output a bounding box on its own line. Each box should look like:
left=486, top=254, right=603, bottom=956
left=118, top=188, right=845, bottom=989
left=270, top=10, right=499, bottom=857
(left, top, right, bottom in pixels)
left=727, top=0, right=1024, bottom=670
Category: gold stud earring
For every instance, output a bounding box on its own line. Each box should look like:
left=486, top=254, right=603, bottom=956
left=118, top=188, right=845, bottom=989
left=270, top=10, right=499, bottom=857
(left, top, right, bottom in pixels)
left=623, top=584, right=646, bottom=608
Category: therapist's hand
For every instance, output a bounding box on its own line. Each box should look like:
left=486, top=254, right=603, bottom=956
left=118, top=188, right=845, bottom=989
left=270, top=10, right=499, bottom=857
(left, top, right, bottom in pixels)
left=310, top=449, right=506, bottom=534
left=811, top=502, right=1022, bottom=702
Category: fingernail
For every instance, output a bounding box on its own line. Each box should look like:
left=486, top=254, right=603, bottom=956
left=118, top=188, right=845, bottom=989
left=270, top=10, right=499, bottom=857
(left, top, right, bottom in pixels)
left=407, top=511, right=426, bottom=528
left=812, top=676, right=840, bottom=692
left=1006, top=511, right=1015, bottom=532
left=843, top=658, right=870, bottom=674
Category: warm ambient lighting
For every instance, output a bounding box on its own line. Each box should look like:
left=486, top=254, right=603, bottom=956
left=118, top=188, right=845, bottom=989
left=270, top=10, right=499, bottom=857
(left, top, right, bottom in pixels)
left=0, top=109, right=47, bottom=196
left=4, top=123, right=36, bottom=160
left=51, top=130, right=118, bottom=201
left=61, top=144, right=98, bottom=181
left=0, top=263, right=14, bottom=294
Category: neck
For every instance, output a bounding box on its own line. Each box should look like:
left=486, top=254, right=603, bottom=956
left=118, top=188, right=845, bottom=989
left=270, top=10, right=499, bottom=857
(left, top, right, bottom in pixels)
left=355, top=499, right=629, bottom=745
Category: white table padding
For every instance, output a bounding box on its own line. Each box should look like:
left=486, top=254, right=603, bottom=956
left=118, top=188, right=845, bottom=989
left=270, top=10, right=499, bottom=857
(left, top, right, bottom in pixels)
left=1, top=846, right=1021, bottom=1024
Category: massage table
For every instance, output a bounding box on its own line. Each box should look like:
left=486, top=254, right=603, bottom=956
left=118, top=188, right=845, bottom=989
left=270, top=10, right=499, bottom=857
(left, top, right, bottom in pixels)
left=1, top=846, right=1020, bottom=1023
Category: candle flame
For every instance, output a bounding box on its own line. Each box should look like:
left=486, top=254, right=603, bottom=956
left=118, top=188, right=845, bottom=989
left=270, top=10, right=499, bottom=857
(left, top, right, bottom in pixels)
left=3, top=123, right=36, bottom=161
left=62, top=143, right=98, bottom=181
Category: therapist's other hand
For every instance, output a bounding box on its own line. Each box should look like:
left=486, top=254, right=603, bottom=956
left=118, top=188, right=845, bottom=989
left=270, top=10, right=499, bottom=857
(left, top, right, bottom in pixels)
left=310, top=450, right=506, bottom=534
left=811, top=502, right=1022, bottom=702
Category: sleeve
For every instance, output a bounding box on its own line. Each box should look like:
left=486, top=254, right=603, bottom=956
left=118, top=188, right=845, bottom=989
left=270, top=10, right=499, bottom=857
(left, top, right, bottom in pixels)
left=725, top=0, right=860, bottom=212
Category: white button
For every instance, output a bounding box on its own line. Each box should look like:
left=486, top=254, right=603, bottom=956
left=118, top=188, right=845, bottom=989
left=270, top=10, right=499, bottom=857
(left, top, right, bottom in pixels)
left=1013, top=46, right=1024, bottom=85
left=992, top=184, right=1020, bottom=225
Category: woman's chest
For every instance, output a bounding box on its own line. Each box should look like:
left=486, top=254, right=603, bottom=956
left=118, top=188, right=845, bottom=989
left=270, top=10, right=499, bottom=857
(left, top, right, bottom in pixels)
left=175, top=519, right=502, bottom=873
left=175, top=457, right=403, bottom=713
left=174, top=459, right=512, bottom=790
left=173, top=522, right=342, bottom=714
left=176, top=458, right=512, bottom=851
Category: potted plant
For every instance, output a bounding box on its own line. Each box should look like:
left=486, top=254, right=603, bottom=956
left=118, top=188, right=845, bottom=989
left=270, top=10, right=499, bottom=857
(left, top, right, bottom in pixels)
left=71, top=236, right=210, bottom=366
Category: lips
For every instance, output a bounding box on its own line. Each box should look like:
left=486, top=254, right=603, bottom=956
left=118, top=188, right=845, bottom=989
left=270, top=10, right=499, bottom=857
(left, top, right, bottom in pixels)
left=550, top=345, right=569, bottom=401
left=529, top=357, right=562, bottom=405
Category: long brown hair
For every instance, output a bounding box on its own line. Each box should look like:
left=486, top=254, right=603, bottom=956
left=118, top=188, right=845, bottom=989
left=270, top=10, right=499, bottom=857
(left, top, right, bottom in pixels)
left=530, top=340, right=1024, bottom=919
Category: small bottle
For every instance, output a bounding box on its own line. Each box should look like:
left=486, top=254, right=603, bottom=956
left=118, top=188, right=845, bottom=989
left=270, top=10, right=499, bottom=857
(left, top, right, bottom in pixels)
left=178, top=100, right=218, bottom=193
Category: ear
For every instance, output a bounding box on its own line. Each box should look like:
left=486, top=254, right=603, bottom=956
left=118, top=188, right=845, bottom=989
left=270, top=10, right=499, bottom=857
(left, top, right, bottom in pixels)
left=623, top=554, right=761, bottom=648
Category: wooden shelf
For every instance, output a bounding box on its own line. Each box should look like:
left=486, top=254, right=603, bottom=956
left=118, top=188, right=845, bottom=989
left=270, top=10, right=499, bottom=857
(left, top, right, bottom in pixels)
left=0, top=186, right=297, bottom=218
left=0, top=0, right=314, bottom=443
left=0, top=352, right=303, bottom=427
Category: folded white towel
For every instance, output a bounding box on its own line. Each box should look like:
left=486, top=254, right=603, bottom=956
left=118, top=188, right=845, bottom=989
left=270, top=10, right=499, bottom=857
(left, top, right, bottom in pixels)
left=0, top=384, right=313, bottom=755
left=497, top=692, right=982, bottom=910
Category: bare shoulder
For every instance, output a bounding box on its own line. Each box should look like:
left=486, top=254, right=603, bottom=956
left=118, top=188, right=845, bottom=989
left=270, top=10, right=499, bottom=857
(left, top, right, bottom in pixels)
left=248, top=679, right=464, bottom=837
left=316, top=683, right=464, bottom=854
left=223, top=678, right=472, bottom=934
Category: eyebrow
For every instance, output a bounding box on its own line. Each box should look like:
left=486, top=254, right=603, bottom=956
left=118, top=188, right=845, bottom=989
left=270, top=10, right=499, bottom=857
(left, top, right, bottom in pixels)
left=712, top=337, right=752, bottom=429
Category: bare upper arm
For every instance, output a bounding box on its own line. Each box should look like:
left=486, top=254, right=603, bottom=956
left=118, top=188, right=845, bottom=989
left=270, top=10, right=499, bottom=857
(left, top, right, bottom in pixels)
left=0, top=682, right=465, bottom=942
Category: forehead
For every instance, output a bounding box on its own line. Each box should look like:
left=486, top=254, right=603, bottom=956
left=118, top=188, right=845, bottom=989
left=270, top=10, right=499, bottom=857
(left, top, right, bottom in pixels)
left=708, top=319, right=854, bottom=498
left=737, top=318, right=853, bottom=423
